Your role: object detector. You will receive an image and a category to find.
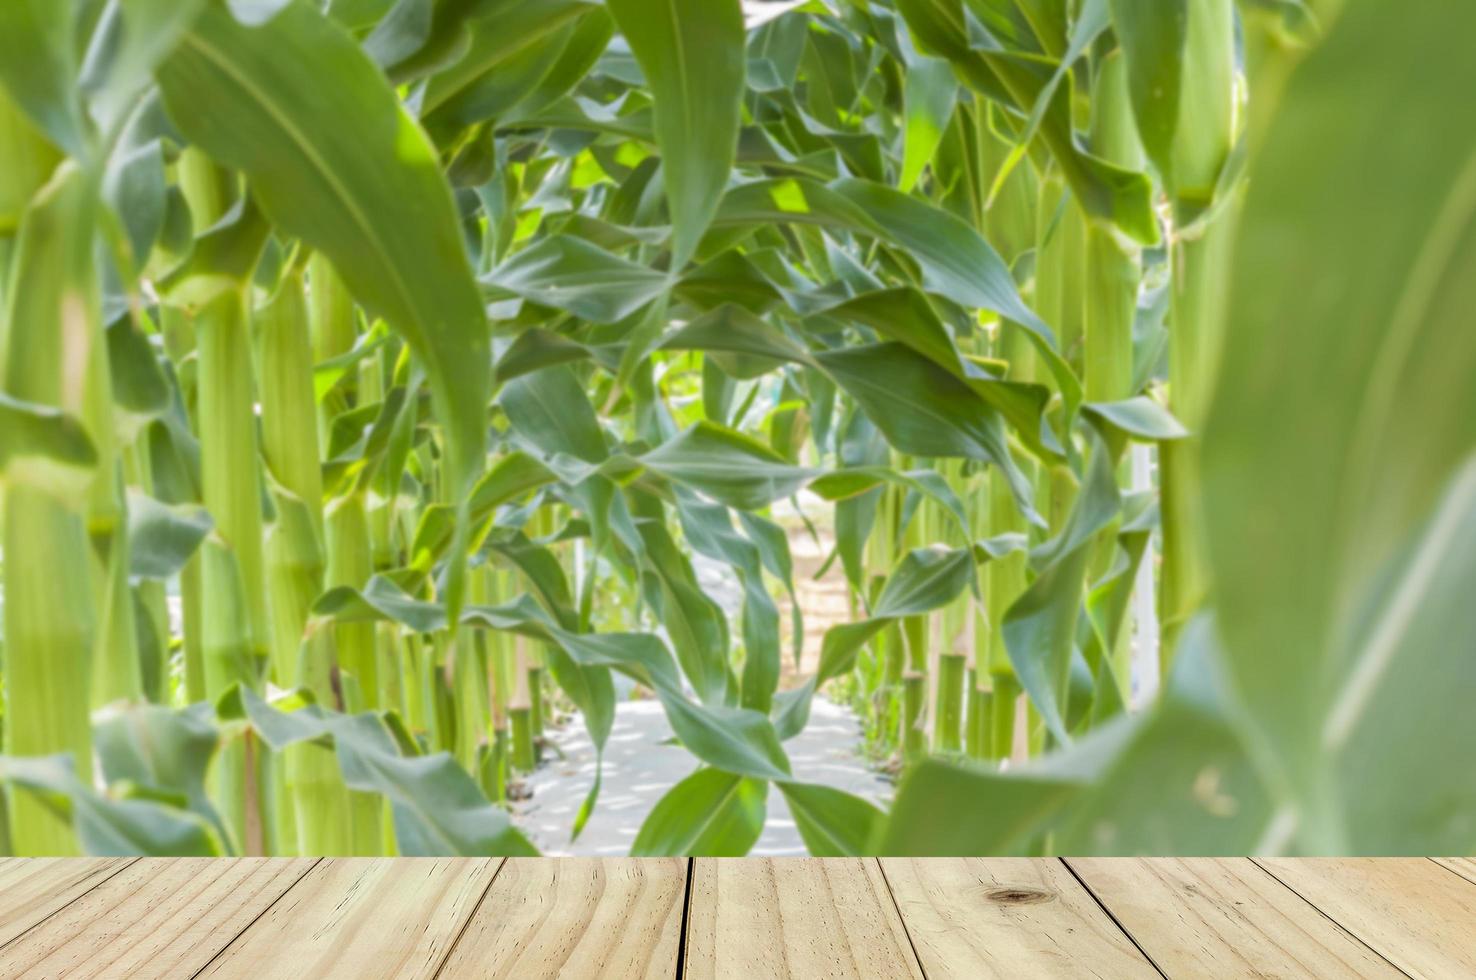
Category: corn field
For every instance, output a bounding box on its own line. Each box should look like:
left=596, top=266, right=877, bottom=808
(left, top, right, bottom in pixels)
left=0, top=0, right=1470, bottom=858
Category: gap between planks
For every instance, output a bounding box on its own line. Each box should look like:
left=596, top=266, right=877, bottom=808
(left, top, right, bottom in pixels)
left=3, top=858, right=1475, bottom=979
left=1067, top=857, right=1407, bottom=979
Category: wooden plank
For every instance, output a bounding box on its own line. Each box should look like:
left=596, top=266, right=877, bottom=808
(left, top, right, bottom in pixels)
left=1433, top=857, right=1476, bottom=887
left=1069, top=858, right=1401, bottom=978
left=438, top=857, right=684, bottom=978
left=0, top=858, right=133, bottom=949
left=879, top=858, right=1157, bottom=979
left=1257, top=857, right=1476, bottom=979
left=198, top=857, right=500, bottom=979
left=685, top=858, right=922, bottom=980
left=0, top=857, right=313, bottom=979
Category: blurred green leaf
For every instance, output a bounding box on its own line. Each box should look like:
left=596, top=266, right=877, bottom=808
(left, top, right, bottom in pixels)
left=126, top=490, right=213, bottom=580
left=778, top=782, right=884, bottom=857
left=1204, top=0, right=1476, bottom=853
left=632, top=767, right=767, bottom=856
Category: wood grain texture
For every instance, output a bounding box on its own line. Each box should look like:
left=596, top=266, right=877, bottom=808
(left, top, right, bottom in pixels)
left=0, top=858, right=132, bottom=949
left=1257, top=858, right=1476, bottom=979
left=1069, top=857, right=1401, bottom=979
left=1433, top=856, right=1476, bottom=887
left=438, top=857, right=684, bottom=979
left=0, top=857, right=313, bottom=979
left=684, top=858, right=923, bottom=980
left=880, top=858, right=1157, bottom=979
left=198, top=857, right=499, bottom=979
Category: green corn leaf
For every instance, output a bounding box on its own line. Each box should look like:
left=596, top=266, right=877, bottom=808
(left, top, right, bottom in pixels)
left=0, top=754, right=223, bottom=856
left=1107, top=0, right=1185, bottom=183
left=639, top=421, right=820, bottom=511
left=93, top=702, right=227, bottom=848
left=899, top=52, right=957, bottom=193
left=674, top=492, right=782, bottom=712
left=814, top=547, right=996, bottom=686
left=483, top=234, right=668, bottom=324
left=1003, top=433, right=1121, bottom=744
left=632, top=767, right=767, bottom=857
left=155, top=1, right=489, bottom=519
left=1052, top=619, right=1274, bottom=854
left=410, top=451, right=559, bottom=569
left=0, top=393, right=97, bottom=494
left=101, top=96, right=171, bottom=276
left=501, top=364, right=610, bottom=463
left=894, top=0, right=1158, bottom=243
left=659, top=303, right=818, bottom=376
left=814, top=342, right=1041, bottom=525
left=873, top=546, right=978, bottom=619
left=126, top=490, right=213, bottom=580
left=607, top=0, right=744, bottom=266
left=1081, top=396, right=1188, bottom=442
left=634, top=516, right=732, bottom=706
left=876, top=761, right=1079, bottom=855
left=713, top=178, right=1052, bottom=341
left=0, top=0, right=86, bottom=157
left=777, top=782, right=885, bottom=857
left=810, top=467, right=971, bottom=539
left=417, top=0, right=594, bottom=111
left=1204, top=0, right=1476, bottom=853
left=987, top=0, right=1110, bottom=201
left=79, top=0, right=211, bottom=129
left=318, top=579, right=794, bottom=781
left=223, top=685, right=539, bottom=856
left=812, top=288, right=1058, bottom=459
left=420, top=15, right=587, bottom=138
left=105, top=313, right=171, bottom=440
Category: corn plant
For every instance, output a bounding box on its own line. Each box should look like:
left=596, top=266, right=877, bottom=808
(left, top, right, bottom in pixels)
left=0, top=0, right=1467, bottom=859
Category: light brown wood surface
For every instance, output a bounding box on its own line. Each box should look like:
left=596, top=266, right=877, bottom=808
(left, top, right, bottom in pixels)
left=197, top=857, right=500, bottom=979
left=1434, top=856, right=1476, bottom=887
left=1257, top=857, right=1476, bottom=979
left=2, top=857, right=1473, bottom=977
left=438, top=857, right=685, bottom=979
left=684, top=858, right=923, bottom=980
left=1069, top=857, right=1402, bottom=978
left=0, top=857, right=132, bottom=948
left=879, top=857, right=1159, bottom=979
left=0, top=857, right=314, bottom=979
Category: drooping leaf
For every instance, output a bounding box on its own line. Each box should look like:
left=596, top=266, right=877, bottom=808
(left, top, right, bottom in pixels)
left=876, top=760, right=1079, bottom=855
left=156, top=2, right=489, bottom=523
left=607, top=0, right=745, bottom=265
left=639, top=421, right=820, bottom=511
left=482, top=235, right=668, bottom=324
left=93, top=702, right=227, bottom=847
left=1052, top=619, right=1275, bottom=854
left=1004, top=433, right=1121, bottom=744
left=1106, top=0, right=1185, bottom=181
left=778, top=782, right=884, bottom=857
left=223, top=686, right=538, bottom=856
left=814, top=342, right=1041, bottom=524
left=0, top=0, right=86, bottom=156
left=0, top=393, right=97, bottom=495
left=632, top=767, right=767, bottom=856
left=0, top=754, right=223, bottom=856
left=126, top=490, right=213, bottom=580
left=500, top=364, right=609, bottom=463
left=1082, top=396, right=1188, bottom=442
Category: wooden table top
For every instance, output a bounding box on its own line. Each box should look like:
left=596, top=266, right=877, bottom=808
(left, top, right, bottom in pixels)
left=1, top=857, right=1472, bottom=977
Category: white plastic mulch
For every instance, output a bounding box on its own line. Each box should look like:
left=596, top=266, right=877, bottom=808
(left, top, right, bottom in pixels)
left=512, top=695, right=890, bottom=856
